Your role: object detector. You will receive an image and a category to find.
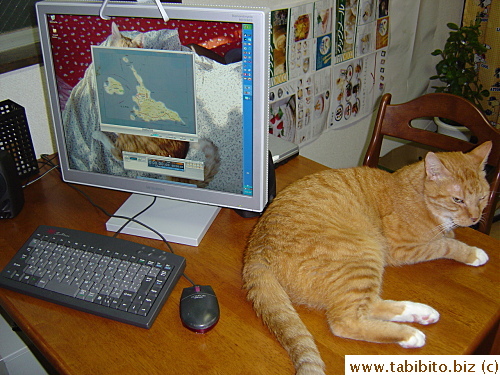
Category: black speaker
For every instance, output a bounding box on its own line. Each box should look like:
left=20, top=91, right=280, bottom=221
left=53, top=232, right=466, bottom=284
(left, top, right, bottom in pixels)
left=0, top=150, right=24, bottom=219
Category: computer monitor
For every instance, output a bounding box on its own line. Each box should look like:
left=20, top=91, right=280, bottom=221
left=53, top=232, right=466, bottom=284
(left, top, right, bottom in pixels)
left=36, top=1, right=270, bottom=246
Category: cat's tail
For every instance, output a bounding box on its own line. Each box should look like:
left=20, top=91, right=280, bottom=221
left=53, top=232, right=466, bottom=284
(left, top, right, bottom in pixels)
left=242, top=255, right=326, bottom=375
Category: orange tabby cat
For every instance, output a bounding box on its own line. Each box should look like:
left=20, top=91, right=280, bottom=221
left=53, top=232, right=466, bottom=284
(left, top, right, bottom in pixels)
left=243, top=142, right=492, bottom=374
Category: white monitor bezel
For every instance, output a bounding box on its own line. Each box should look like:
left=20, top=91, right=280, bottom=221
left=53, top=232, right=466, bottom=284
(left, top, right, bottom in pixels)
left=36, top=1, right=270, bottom=213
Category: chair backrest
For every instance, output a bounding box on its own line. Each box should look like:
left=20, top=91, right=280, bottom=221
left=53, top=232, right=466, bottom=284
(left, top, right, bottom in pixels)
left=363, top=93, right=500, bottom=234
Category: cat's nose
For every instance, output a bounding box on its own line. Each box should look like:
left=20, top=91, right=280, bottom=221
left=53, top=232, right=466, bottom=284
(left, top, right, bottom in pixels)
left=471, top=217, right=479, bottom=224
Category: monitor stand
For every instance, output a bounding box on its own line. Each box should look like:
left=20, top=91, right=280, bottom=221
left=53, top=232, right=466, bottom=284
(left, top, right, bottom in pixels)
left=106, top=194, right=220, bottom=246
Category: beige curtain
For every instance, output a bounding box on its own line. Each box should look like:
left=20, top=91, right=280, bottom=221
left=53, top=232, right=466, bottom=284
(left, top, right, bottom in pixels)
left=463, top=0, right=499, bottom=128
left=386, top=0, right=465, bottom=102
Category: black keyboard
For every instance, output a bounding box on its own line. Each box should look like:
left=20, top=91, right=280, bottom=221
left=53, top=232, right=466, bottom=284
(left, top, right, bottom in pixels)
left=0, top=225, right=186, bottom=328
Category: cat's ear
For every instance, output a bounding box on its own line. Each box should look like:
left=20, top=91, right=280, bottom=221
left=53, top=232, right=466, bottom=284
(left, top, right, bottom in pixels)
left=110, top=22, right=121, bottom=43
left=111, top=22, right=120, bottom=36
left=132, top=33, right=145, bottom=48
left=425, top=152, right=451, bottom=181
left=468, top=141, right=492, bottom=168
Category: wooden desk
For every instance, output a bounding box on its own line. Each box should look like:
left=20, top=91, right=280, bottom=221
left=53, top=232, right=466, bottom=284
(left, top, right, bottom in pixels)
left=1, top=156, right=499, bottom=374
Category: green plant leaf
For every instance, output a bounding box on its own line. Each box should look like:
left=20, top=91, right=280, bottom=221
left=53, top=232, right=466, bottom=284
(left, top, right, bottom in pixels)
left=430, top=16, right=488, bottom=112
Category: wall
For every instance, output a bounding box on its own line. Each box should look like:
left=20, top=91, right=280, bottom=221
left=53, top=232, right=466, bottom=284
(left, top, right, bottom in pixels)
left=0, top=0, right=464, bottom=168
left=0, top=64, right=55, bottom=157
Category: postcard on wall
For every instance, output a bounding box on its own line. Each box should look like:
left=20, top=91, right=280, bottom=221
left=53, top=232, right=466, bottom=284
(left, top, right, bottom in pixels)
left=330, top=53, right=376, bottom=128
left=314, top=0, right=333, bottom=71
left=334, top=0, right=357, bottom=63
left=335, top=0, right=389, bottom=63
left=271, top=9, right=289, bottom=87
left=288, top=3, right=314, bottom=80
left=269, top=82, right=297, bottom=142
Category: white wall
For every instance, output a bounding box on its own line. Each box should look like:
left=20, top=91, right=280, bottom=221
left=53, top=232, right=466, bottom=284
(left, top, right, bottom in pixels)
left=0, top=65, right=56, bottom=157
left=0, top=0, right=464, bottom=168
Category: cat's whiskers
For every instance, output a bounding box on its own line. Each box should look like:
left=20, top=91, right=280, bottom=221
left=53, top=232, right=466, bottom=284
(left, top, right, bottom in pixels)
left=475, top=211, right=487, bottom=228
left=430, top=221, right=457, bottom=240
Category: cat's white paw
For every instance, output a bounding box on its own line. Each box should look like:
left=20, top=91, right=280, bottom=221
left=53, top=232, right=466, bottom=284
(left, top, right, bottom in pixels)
left=467, top=247, right=488, bottom=267
left=392, top=301, right=439, bottom=325
left=92, top=131, right=113, bottom=148
left=399, top=328, right=426, bottom=349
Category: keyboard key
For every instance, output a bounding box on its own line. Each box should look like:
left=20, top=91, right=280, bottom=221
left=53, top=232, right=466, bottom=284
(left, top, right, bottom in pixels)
left=46, top=279, right=79, bottom=297
left=85, top=291, right=97, bottom=302
left=118, top=301, right=130, bottom=311
left=128, top=301, right=141, bottom=314
left=94, top=294, right=105, bottom=305
left=121, top=290, right=135, bottom=302
left=110, top=298, right=120, bottom=309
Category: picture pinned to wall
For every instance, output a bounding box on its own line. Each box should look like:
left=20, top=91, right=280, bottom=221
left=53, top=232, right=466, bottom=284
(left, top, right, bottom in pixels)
left=331, top=53, right=376, bottom=128
left=271, top=9, right=289, bottom=87
left=288, top=4, right=314, bottom=80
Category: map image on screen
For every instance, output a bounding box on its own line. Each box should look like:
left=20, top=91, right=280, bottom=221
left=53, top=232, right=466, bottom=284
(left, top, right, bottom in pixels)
left=92, top=46, right=197, bottom=136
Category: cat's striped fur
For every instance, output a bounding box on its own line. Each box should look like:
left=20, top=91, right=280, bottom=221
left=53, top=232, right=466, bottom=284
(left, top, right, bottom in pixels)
left=243, top=142, right=492, bottom=374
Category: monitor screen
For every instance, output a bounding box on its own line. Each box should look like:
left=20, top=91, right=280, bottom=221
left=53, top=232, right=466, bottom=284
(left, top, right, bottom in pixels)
left=36, top=1, right=270, bottom=245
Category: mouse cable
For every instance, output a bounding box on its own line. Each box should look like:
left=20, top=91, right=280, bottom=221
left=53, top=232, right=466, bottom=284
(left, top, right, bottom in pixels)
left=105, top=195, right=197, bottom=287
left=110, top=196, right=157, bottom=239
left=40, top=155, right=169, bottom=247
left=68, top=184, right=197, bottom=287
left=39, top=154, right=196, bottom=287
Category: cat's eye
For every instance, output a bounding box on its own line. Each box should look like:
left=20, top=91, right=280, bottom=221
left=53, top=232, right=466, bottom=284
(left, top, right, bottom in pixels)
left=452, top=197, right=464, bottom=204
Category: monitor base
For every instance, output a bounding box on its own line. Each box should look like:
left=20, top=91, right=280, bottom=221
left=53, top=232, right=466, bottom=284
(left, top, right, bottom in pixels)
left=106, top=194, right=220, bottom=246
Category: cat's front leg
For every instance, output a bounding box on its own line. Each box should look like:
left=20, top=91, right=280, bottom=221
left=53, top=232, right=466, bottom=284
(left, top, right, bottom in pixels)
left=389, top=238, right=489, bottom=266
left=92, top=131, right=114, bottom=150
left=438, top=240, right=489, bottom=266
left=465, top=246, right=489, bottom=266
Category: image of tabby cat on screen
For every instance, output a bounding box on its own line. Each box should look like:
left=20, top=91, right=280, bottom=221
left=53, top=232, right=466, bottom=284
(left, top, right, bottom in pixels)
left=60, top=22, right=242, bottom=192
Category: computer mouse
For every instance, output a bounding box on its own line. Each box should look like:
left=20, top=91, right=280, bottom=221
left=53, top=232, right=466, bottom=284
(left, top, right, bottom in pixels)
left=180, top=285, right=220, bottom=333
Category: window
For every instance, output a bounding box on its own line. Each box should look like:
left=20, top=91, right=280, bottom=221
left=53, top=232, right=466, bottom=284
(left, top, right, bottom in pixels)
left=0, top=0, right=41, bottom=73
left=1, top=0, right=38, bottom=34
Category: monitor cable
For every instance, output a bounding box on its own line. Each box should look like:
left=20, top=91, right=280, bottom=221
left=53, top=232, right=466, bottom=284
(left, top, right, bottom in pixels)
left=34, top=154, right=197, bottom=287
left=21, top=154, right=60, bottom=188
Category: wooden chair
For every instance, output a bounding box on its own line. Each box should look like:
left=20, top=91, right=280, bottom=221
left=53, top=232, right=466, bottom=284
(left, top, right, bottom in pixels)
left=363, top=93, right=500, bottom=234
